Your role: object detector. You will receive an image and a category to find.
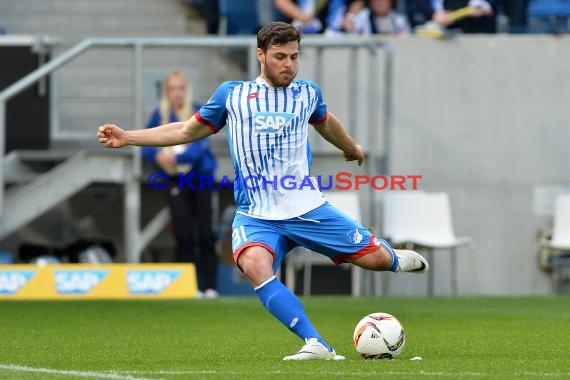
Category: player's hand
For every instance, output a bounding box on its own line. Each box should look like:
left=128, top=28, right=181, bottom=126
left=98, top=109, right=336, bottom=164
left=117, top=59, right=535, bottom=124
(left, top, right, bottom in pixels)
left=156, top=148, right=176, bottom=172
left=343, top=144, right=364, bottom=166
left=97, top=124, right=128, bottom=148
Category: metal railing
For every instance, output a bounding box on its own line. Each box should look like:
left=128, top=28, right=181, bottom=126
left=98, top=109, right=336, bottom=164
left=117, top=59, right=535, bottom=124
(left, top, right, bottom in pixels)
left=0, top=36, right=394, bottom=259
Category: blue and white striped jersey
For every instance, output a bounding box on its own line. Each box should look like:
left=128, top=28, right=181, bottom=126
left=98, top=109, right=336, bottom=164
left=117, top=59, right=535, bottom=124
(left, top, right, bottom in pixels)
left=196, top=77, right=329, bottom=220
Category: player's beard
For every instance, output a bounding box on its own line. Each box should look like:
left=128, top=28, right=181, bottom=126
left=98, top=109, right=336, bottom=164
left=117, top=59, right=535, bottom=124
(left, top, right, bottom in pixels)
left=265, top=66, right=297, bottom=87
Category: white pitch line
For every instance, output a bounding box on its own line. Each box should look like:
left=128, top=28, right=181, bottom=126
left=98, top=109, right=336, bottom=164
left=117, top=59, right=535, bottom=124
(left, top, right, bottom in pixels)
left=116, top=369, right=570, bottom=378
left=115, top=370, right=226, bottom=376
left=520, top=372, right=570, bottom=378
left=4, top=364, right=568, bottom=379
left=0, top=364, right=162, bottom=380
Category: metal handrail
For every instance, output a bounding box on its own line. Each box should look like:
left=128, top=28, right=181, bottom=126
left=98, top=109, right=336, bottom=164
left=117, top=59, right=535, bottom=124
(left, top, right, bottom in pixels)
left=0, top=36, right=393, bottom=257
left=0, top=35, right=391, bottom=103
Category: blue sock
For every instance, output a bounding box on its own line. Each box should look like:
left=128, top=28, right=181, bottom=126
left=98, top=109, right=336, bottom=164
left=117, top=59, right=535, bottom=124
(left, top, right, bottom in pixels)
left=379, top=239, right=399, bottom=272
left=255, top=276, right=331, bottom=352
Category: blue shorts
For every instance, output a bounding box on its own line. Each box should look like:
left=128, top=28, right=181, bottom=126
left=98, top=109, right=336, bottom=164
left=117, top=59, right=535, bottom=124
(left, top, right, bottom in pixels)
left=232, top=202, right=380, bottom=272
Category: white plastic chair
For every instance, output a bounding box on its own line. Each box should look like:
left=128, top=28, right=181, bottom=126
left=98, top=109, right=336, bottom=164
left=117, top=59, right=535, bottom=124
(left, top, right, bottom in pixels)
left=382, top=191, right=425, bottom=245
left=410, top=193, right=471, bottom=247
left=413, top=193, right=471, bottom=296
left=545, top=194, right=570, bottom=250
left=382, top=192, right=471, bottom=296
left=285, top=192, right=363, bottom=296
left=540, top=194, right=570, bottom=293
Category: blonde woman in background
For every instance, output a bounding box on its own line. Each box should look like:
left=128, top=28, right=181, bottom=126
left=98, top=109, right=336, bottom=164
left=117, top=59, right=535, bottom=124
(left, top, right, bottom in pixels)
left=142, top=70, right=219, bottom=299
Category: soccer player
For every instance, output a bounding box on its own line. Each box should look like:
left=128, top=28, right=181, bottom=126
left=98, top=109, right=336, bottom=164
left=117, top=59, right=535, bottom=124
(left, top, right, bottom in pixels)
left=97, top=21, right=429, bottom=361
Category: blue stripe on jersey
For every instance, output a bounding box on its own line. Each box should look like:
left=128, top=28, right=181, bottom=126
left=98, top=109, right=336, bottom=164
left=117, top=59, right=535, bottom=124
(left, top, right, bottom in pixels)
left=236, top=83, right=258, bottom=213
left=254, top=83, right=265, bottom=177
left=295, top=84, right=310, bottom=164
left=270, top=87, right=278, bottom=173
left=273, top=88, right=289, bottom=173
left=304, top=84, right=315, bottom=172
left=262, top=85, right=272, bottom=209
left=228, top=86, right=252, bottom=209
left=246, top=81, right=265, bottom=213
left=307, top=137, right=312, bottom=175
left=305, top=84, right=318, bottom=174
left=246, top=82, right=259, bottom=177
left=253, top=82, right=268, bottom=212
left=287, top=86, right=298, bottom=169
left=263, top=84, right=271, bottom=173
left=254, top=84, right=265, bottom=208
left=227, top=86, right=245, bottom=208
left=269, top=87, right=280, bottom=206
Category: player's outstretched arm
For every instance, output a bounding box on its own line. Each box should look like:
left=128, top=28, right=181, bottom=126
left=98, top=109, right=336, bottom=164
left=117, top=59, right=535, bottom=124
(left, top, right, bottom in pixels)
left=312, top=112, right=365, bottom=166
left=97, top=115, right=214, bottom=149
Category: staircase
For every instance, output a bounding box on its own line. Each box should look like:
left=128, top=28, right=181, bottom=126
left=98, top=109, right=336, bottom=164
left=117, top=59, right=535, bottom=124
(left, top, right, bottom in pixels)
left=0, top=0, right=244, bottom=259
left=2, top=150, right=135, bottom=240
left=0, top=0, right=190, bottom=37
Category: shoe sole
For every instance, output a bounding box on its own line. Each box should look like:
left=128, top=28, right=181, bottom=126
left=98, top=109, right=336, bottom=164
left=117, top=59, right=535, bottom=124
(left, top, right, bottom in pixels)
left=411, top=260, right=428, bottom=273
left=282, top=353, right=346, bottom=361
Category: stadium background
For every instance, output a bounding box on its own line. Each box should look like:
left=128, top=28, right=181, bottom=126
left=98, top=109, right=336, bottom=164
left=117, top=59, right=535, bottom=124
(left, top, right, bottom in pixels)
left=0, top=0, right=569, bottom=298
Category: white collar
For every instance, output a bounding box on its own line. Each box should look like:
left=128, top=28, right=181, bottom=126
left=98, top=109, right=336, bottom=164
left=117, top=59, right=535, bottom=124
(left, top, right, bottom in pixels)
left=254, top=76, right=295, bottom=89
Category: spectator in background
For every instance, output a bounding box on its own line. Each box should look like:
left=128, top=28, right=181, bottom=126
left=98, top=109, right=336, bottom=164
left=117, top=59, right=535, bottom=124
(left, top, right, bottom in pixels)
left=499, top=0, right=527, bottom=33
left=142, top=70, right=219, bottom=299
left=527, top=0, right=570, bottom=34
left=274, top=0, right=364, bottom=34
left=409, top=0, right=496, bottom=33
left=186, top=0, right=220, bottom=34
left=408, top=0, right=436, bottom=27
left=347, top=0, right=410, bottom=35
left=201, top=0, right=220, bottom=34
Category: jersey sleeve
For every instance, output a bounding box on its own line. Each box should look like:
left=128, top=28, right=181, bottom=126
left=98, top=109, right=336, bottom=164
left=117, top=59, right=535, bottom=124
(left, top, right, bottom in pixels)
left=307, top=81, right=329, bottom=126
left=195, top=81, right=237, bottom=133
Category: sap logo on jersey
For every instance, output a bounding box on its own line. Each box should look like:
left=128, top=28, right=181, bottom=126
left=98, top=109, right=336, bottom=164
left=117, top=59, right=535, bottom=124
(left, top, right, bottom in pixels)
left=0, top=271, right=35, bottom=294
left=54, top=270, right=108, bottom=294
left=254, top=112, right=295, bottom=132
left=127, top=270, right=181, bottom=294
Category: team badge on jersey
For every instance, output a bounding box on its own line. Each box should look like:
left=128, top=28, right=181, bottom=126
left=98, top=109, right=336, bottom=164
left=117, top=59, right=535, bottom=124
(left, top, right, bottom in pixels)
left=347, top=229, right=364, bottom=244
left=253, top=112, right=295, bottom=132
left=292, top=88, right=302, bottom=101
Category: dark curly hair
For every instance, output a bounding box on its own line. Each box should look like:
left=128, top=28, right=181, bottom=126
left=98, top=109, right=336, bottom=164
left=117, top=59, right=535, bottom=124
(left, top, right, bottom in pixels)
left=257, top=22, right=302, bottom=52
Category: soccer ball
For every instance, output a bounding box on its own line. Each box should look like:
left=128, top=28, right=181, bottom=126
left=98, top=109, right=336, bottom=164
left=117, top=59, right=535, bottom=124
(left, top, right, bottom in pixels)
left=353, top=312, right=406, bottom=359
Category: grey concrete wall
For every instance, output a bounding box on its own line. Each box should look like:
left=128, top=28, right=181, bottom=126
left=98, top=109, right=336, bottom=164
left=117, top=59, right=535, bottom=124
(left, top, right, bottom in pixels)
left=381, top=36, right=570, bottom=295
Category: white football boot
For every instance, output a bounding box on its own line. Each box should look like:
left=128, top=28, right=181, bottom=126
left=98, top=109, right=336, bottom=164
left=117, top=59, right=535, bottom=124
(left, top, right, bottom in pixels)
left=395, top=250, right=429, bottom=273
left=283, top=338, right=345, bottom=361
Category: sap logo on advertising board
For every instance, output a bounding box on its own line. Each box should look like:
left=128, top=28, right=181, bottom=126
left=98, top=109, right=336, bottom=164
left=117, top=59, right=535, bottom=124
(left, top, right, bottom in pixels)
left=54, top=270, right=108, bottom=294
left=0, top=271, right=35, bottom=294
left=127, top=271, right=181, bottom=294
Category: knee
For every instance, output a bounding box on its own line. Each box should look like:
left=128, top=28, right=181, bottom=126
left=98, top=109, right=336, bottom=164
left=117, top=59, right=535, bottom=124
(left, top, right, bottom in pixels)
left=236, top=246, right=275, bottom=286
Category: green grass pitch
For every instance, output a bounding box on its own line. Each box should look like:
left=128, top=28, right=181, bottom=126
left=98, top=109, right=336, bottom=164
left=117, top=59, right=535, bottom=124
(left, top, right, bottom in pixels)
left=1, top=297, right=569, bottom=379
